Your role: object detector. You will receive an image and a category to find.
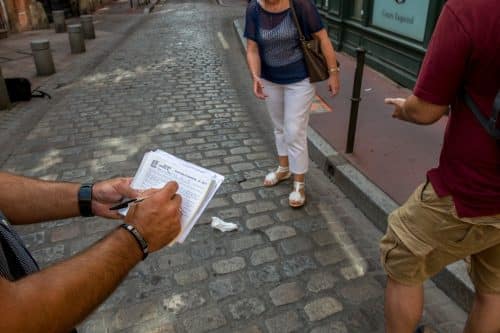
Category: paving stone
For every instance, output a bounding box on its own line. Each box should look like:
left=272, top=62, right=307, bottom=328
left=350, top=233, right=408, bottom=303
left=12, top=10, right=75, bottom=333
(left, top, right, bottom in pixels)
left=269, top=282, right=305, bottom=306
left=157, top=252, right=192, bottom=269
left=279, top=236, right=313, bottom=255
left=209, top=275, right=245, bottom=300
left=275, top=209, right=306, bottom=223
left=163, top=289, right=206, bottom=314
left=174, top=267, right=208, bottom=286
left=265, top=311, right=303, bottom=333
left=21, top=231, right=45, bottom=248
left=217, top=207, right=242, bottom=219
left=250, top=247, right=278, bottom=266
left=265, top=225, right=297, bottom=241
left=212, top=257, right=246, bottom=274
left=240, top=178, right=264, bottom=190
left=304, top=297, right=343, bottom=321
left=310, top=321, right=348, bottom=333
left=248, top=264, right=281, bottom=286
left=312, top=230, right=337, bottom=246
left=191, top=240, right=226, bottom=260
left=246, top=215, right=275, bottom=230
left=307, top=272, right=337, bottom=293
left=339, top=278, right=384, bottom=305
left=246, top=201, right=278, bottom=214
left=231, top=162, right=255, bottom=172
left=282, top=255, right=317, bottom=277
left=238, top=325, right=263, bottom=333
left=207, top=197, right=230, bottom=209
left=229, top=297, right=266, bottom=320
left=231, top=235, right=264, bottom=252
left=314, top=247, right=346, bottom=266
left=112, top=300, right=159, bottom=330
left=50, top=225, right=80, bottom=242
left=231, top=191, right=256, bottom=204
left=182, top=307, right=227, bottom=333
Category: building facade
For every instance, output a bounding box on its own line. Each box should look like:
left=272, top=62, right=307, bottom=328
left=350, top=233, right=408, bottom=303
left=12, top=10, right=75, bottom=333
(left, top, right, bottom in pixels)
left=316, top=0, right=446, bottom=88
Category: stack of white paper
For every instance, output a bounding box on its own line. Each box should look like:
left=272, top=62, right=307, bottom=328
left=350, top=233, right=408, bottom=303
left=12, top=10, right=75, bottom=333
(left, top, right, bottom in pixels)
left=121, top=149, right=224, bottom=244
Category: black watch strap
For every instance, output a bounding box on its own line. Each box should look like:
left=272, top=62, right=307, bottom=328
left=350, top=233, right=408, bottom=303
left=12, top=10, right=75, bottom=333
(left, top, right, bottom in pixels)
left=78, top=184, right=94, bottom=217
left=119, top=223, right=149, bottom=260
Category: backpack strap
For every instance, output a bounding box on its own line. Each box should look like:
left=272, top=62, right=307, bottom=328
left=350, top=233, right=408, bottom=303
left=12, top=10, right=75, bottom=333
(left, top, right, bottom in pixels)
left=464, top=90, right=500, bottom=140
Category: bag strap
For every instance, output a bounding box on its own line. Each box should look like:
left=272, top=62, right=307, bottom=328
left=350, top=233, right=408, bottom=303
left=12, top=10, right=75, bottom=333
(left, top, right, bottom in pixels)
left=31, top=89, right=52, bottom=99
left=288, top=0, right=305, bottom=42
left=464, top=90, right=500, bottom=139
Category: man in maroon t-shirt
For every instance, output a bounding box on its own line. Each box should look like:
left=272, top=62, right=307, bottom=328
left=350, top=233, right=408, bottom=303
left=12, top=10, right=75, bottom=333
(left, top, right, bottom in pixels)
left=381, top=0, right=500, bottom=332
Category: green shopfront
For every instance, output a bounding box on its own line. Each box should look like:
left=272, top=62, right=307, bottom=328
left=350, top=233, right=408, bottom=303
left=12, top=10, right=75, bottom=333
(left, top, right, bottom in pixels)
left=315, top=0, right=447, bottom=88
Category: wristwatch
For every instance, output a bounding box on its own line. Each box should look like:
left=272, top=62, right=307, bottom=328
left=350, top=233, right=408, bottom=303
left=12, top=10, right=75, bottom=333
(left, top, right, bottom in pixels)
left=78, top=184, right=94, bottom=217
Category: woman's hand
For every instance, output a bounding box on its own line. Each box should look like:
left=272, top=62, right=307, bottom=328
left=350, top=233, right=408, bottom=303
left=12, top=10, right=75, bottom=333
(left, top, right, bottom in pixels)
left=328, top=74, right=340, bottom=96
left=253, top=76, right=268, bottom=100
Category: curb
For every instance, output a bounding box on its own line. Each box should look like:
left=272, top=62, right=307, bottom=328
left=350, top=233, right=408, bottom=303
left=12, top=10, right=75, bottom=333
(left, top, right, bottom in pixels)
left=233, top=17, right=474, bottom=312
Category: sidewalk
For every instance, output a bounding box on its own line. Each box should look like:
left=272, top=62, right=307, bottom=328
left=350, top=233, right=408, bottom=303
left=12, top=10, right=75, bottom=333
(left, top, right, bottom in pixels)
left=0, top=0, right=151, bottom=167
left=0, top=0, right=146, bottom=89
left=233, top=17, right=474, bottom=313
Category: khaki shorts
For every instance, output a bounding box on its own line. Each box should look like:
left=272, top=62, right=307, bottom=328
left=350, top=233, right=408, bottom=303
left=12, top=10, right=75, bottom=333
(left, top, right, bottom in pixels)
left=380, top=182, right=500, bottom=293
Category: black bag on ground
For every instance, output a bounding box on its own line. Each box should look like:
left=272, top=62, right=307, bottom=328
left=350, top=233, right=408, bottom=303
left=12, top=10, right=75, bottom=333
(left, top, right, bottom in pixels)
left=5, top=78, right=51, bottom=102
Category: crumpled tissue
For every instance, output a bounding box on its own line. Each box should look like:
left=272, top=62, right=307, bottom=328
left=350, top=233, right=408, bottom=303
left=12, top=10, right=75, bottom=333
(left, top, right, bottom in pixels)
left=211, top=217, right=238, bottom=232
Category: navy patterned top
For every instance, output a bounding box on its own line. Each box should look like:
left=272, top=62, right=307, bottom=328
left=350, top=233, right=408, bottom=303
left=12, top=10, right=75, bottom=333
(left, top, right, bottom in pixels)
left=244, top=0, right=324, bottom=84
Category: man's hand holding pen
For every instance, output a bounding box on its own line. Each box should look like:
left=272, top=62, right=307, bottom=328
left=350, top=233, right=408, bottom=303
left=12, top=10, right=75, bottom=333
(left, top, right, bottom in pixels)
left=124, top=182, right=182, bottom=251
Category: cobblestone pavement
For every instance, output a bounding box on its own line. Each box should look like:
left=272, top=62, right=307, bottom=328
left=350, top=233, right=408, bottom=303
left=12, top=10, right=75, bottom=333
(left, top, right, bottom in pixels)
left=2, top=0, right=467, bottom=332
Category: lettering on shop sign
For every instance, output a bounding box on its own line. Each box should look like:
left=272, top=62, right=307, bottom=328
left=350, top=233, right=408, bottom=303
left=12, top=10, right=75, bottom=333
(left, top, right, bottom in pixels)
left=372, top=0, right=429, bottom=41
left=381, top=10, right=414, bottom=25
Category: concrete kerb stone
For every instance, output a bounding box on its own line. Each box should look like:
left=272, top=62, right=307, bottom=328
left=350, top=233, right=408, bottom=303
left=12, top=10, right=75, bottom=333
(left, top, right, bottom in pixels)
left=233, top=17, right=474, bottom=312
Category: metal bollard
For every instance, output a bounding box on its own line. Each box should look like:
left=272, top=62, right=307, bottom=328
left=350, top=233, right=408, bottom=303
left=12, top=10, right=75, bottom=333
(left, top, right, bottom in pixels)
left=52, top=10, right=66, bottom=33
left=68, top=24, right=86, bottom=54
left=345, top=48, right=366, bottom=154
left=80, top=15, right=96, bottom=39
left=30, top=40, right=56, bottom=76
left=0, top=66, right=11, bottom=110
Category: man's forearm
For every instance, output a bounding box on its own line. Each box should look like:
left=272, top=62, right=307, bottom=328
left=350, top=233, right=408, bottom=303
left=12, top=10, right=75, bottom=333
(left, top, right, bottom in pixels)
left=0, top=172, right=80, bottom=224
left=402, top=95, right=448, bottom=125
left=0, top=227, right=142, bottom=333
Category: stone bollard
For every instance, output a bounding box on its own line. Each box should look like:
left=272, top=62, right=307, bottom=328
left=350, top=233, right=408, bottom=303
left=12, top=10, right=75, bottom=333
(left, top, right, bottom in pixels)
left=80, top=15, right=95, bottom=39
left=0, top=66, right=11, bottom=110
left=30, top=40, right=56, bottom=76
left=68, top=24, right=86, bottom=54
left=52, top=10, right=66, bottom=33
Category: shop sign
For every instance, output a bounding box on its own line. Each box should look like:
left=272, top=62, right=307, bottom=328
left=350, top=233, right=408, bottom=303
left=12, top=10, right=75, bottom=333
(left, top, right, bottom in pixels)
left=372, top=0, right=429, bottom=41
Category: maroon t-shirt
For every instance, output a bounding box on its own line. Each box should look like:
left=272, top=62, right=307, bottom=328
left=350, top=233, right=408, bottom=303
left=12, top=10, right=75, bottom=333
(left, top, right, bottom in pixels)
left=414, top=0, right=500, bottom=218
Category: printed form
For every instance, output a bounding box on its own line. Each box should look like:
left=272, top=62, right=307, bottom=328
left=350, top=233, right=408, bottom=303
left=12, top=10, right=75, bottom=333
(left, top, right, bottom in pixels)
left=122, top=149, right=224, bottom=243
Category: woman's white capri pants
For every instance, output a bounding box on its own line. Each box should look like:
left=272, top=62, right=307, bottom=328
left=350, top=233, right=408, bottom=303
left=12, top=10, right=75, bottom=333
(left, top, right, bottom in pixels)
left=262, top=78, right=316, bottom=175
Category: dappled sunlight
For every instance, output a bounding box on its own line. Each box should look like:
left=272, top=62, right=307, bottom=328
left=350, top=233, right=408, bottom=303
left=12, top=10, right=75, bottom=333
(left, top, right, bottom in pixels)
left=317, top=203, right=369, bottom=280
left=82, top=58, right=176, bottom=85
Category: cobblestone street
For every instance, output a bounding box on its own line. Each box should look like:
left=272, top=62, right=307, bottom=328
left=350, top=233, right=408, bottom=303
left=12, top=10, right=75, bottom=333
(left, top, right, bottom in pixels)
left=0, top=0, right=467, bottom=332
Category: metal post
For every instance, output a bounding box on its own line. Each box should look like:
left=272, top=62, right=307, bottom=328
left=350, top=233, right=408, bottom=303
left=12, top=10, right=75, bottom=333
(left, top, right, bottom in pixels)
left=0, top=66, right=11, bottom=110
left=68, top=24, right=86, bottom=54
left=31, top=40, right=56, bottom=76
left=80, top=15, right=95, bottom=39
left=52, top=10, right=66, bottom=33
left=345, top=48, right=366, bottom=154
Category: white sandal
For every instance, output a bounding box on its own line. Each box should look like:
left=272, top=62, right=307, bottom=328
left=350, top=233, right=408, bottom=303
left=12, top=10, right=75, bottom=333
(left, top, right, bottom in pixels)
left=289, top=181, right=305, bottom=208
left=264, top=166, right=291, bottom=187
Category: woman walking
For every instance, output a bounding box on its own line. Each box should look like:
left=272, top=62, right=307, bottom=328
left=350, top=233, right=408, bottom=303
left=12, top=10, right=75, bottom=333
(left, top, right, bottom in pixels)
left=244, top=0, right=340, bottom=207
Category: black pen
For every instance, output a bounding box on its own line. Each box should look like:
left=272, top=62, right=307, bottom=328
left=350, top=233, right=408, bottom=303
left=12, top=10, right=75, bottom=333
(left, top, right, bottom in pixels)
left=109, top=197, right=146, bottom=211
